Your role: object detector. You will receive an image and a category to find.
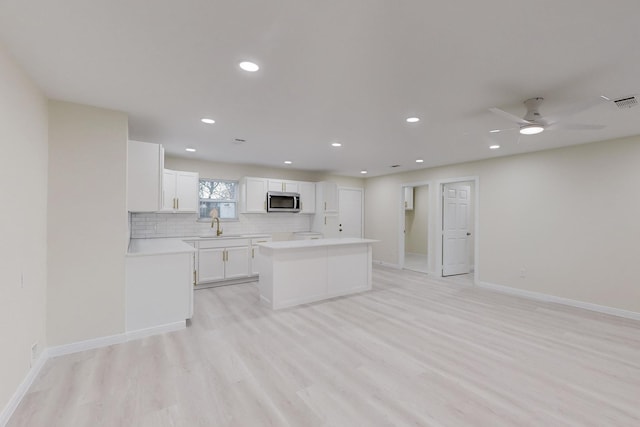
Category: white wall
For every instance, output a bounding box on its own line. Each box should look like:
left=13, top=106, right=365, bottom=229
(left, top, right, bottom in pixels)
left=165, top=156, right=364, bottom=188
left=405, top=185, right=429, bottom=255
left=47, top=101, right=128, bottom=346
left=365, top=136, right=640, bottom=314
left=0, top=42, right=48, bottom=416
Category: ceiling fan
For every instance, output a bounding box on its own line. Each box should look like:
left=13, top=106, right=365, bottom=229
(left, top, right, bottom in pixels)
left=489, top=97, right=607, bottom=135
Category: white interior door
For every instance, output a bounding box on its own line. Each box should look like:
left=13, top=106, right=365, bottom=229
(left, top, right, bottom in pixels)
left=442, top=183, right=471, bottom=276
left=338, top=188, right=363, bottom=238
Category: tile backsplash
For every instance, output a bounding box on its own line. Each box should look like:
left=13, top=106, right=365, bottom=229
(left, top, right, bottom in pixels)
left=130, top=212, right=313, bottom=238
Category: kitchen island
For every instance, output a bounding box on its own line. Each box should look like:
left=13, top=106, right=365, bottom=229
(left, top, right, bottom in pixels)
left=258, top=238, right=377, bottom=309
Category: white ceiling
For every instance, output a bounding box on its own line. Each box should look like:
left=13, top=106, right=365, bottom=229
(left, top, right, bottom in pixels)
left=2, top=0, right=640, bottom=177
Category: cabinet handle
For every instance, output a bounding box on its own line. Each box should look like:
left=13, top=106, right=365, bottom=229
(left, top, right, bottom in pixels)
left=176, top=198, right=179, bottom=210
left=324, top=216, right=327, bottom=225
left=222, top=251, right=225, bottom=262
left=193, top=270, right=196, bottom=285
left=252, top=248, right=255, bottom=258
left=324, top=202, right=327, bottom=210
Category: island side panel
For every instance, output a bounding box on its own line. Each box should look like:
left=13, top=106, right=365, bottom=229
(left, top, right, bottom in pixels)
left=271, top=247, right=329, bottom=309
left=327, top=244, right=371, bottom=297
left=258, top=247, right=274, bottom=306
left=125, top=252, right=191, bottom=332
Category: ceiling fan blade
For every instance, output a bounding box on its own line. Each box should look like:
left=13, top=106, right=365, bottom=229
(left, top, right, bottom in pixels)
left=546, top=122, right=606, bottom=131
left=489, top=107, right=532, bottom=125
left=544, top=96, right=609, bottom=123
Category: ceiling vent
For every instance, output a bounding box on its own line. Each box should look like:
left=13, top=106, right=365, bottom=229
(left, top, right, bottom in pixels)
left=613, top=96, right=639, bottom=109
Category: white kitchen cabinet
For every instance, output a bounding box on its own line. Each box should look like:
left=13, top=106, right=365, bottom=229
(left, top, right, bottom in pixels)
left=298, top=181, right=316, bottom=214
left=127, top=140, right=163, bottom=212
left=250, top=236, right=272, bottom=276
left=240, top=177, right=267, bottom=213
left=196, top=238, right=251, bottom=284
left=162, top=169, right=199, bottom=212
left=316, top=181, right=338, bottom=213
left=267, top=179, right=299, bottom=193
left=125, top=248, right=194, bottom=332
left=197, top=247, right=226, bottom=282
left=404, top=186, right=414, bottom=210
left=311, top=212, right=340, bottom=238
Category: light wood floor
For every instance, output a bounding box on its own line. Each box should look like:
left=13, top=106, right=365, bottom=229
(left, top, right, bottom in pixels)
left=8, top=266, right=640, bottom=426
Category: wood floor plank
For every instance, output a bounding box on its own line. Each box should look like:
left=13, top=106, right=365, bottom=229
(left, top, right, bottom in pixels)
left=7, top=266, right=640, bottom=426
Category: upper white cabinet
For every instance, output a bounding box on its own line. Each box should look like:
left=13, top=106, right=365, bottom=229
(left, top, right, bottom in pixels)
left=240, top=177, right=268, bottom=213
left=127, top=140, right=163, bottom=212
left=404, top=187, right=414, bottom=210
left=161, top=169, right=199, bottom=212
left=316, top=181, right=338, bottom=213
left=267, top=179, right=299, bottom=193
left=298, top=181, right=316, bottom=214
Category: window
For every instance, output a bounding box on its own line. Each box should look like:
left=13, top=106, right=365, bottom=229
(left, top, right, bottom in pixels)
left=199, top=179, right=238, bottom=220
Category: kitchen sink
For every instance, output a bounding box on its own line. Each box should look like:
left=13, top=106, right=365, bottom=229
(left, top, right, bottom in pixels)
left=199, top=233, right=245, bottom=238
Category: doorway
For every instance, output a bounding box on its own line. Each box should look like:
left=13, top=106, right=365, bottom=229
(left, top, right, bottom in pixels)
left=338, top=187, right=364, bottom=238
left=401, top=183, right=430, bottom=274
left=440, top=180, right=476, bottom=277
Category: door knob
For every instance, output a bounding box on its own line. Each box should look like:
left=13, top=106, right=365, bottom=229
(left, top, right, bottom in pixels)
left=466, top=232, right=471, bottom=236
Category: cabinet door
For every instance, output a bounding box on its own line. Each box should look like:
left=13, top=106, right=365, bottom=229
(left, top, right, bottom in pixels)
left=225, top=246, right=250, bottom=279
left=127, top=141, right=162, bottom=212
left=250, top=245, right=260, bottom=276
left=298, top=181, right=316, bottom=214
left=321, top=182, right=338, bottom=213
left=198, top=248, right=225, bottom=283
left=267, top=180, right=283, bottom=192
left=244, top=178, right=267, bottom=213
left=283, top=181, right=299, bottom=193
left=176, top=171, right=199, bottom=212
left=161, top=169, right=177, bottom=211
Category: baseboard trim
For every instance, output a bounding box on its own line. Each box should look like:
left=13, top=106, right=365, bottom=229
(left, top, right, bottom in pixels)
left=476, top=280, right=640, bottom=321
left=0, top=352, right=48, bottom=427
left=47, top=333, right=126, bottom=358
left=373, top=260, right=401, bottom=269
left=125, top=321, right=185, bottom=341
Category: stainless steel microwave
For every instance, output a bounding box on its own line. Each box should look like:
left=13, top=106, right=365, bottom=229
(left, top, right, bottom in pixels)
left=266, top=191, right=301, bottom=212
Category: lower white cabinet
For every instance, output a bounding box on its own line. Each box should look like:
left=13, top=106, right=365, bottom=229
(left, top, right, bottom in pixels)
left=250, top=237, right=272, bottom=275
left=197, top=239, right=250, bottom=284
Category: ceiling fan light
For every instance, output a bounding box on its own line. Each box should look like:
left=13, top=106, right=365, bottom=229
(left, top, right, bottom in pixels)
left=519, top=124, right=544, bottom=135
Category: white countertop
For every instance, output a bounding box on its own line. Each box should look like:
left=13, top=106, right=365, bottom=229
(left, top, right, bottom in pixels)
left=259, top=237, right=377, bottom=250
left=127, top=238, right=195, bottom=257
left=127, top=234, right=272, bottom=256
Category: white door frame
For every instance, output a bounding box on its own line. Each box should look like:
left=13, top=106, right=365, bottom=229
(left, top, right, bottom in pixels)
left=399, top=181, right=432, bottom=273
left=338, top=186, right=364, bottom=238
left=435, top=176, right=480, bottom=281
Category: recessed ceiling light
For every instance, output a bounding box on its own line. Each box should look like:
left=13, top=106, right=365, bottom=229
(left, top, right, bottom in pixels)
left=406, top=117, right=420, bottom=123
left=519, top=124, right=544, bottom=135
left=489, top=129, right=501, bottom=133
left=239, top=61, right=259, bottom=72
left=331, top=142, right=342, bottom=147
left=489, top=144, right=500, bottom=150
left=360, top=170, right=368, bottom=174
left=185, top=148, right=196, bottom=152
left=201, top=118, right=215, bottom=124
left=415, top=159, right=424, bottom=163
left=284, top=160, right=292, bottom=165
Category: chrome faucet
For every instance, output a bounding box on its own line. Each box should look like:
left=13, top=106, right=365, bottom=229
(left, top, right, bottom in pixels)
left=211, top=217, right=223, bottom=236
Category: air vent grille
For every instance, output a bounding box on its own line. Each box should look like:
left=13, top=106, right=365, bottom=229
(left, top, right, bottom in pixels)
left=613, top=96, right=639, bottom=109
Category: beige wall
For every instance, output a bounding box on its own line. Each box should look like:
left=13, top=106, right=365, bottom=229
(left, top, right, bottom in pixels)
left=165, top=156, right=364, bottom=188
left=0, top=43, right=48, bottom=415
left=405, top=185, right=429, bottom=255
left=47, top=101, right=128, bottom=346
left=365, top=136, right=640, bottom=313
